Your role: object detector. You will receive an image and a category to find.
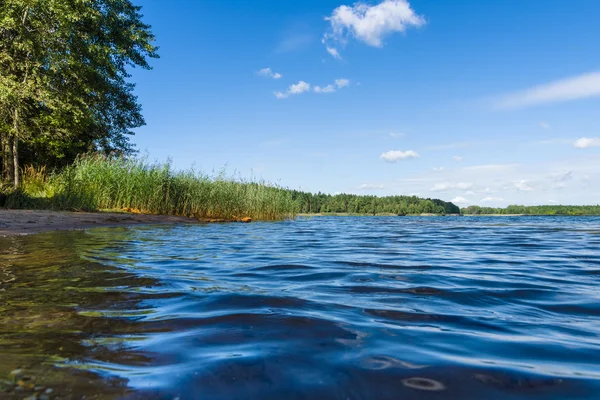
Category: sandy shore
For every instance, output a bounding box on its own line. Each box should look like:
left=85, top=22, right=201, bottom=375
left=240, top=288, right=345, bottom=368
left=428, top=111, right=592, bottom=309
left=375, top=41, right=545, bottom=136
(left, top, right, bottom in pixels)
left=0, top=209, right=202, bottom=237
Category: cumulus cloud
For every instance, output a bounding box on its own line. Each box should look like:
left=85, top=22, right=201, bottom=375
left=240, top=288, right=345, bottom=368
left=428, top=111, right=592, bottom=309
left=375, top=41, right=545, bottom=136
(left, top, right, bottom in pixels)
left=380, top=150, right=419, bottom=162
left=323, top=0, right=425, bottom=57
left=274, top=81, right=311, bottom=99
left=358, top=183, right=385, bottom=190
left=574, top=137, right=600, bottom=149
left=433, top=167, right=445, bottom=172
left=495, top=71, right=600, bottom=109
left=431, top=182, right=474, bottom=192
left=314, top=78, right=350, bottom=94
left=257, top=68, right=282, bottom=79
left=453, top=156, right=463, bottom=162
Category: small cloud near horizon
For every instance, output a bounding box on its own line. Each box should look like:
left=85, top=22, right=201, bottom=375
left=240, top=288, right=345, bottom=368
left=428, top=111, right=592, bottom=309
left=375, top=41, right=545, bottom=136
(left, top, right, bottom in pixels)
left=380, top=150, right=420, bottom=162
left=431, top=182, right=473, bottom=192
left=574, top=137, right=600, bottom=149
left=358, top=183, right=385, bottom=190
left=314, top=79, right=350, bottom=94
left=451, top=196, right=469, bottom=205
left=453, top=156, right=463, bottom=162
left=482, top=196, right=504, bottom=202
left=257, top=68, right=282, bottom=79
left=515, top=180, right=534, bottom=192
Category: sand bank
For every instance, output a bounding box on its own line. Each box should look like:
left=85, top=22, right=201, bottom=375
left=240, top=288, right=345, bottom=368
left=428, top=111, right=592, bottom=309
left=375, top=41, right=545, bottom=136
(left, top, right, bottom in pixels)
left=0, top=209, right=202, bottom=237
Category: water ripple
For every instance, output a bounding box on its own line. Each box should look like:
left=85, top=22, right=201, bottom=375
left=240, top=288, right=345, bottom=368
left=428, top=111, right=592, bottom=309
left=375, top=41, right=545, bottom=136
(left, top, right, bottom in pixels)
left=1, top=216, right=599, bottom=399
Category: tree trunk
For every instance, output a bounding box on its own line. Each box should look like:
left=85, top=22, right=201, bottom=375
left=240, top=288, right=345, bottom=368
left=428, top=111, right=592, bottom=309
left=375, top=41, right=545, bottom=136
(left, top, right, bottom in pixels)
left=13, top=136, right=19, bottom=188
left=12, top=108, right=20, bottom=188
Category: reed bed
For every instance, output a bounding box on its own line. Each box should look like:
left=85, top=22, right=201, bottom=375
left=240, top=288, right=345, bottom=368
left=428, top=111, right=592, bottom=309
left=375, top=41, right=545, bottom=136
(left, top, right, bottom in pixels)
left=2, top=156, right=298, bottom=221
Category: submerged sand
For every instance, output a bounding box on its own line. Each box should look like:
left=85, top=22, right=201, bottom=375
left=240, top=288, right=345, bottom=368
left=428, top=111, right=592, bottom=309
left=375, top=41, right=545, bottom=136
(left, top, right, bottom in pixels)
left=0, top=209, right=201, bottom=237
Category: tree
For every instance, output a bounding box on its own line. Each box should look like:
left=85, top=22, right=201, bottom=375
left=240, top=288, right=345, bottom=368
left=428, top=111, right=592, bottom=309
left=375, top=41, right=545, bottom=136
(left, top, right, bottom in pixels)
left=0, top=0, right=158, bottom=187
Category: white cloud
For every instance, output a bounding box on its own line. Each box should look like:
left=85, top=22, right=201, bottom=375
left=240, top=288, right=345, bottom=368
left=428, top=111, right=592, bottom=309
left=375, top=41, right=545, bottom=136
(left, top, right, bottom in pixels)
left=274, top=80, right=311, bottom=99
left=314, top=78, right=350, bottom=94
left=290, top=81, right=311, bottom=94
left=358, top=183, right=385, bottom=190
left=433, top=167, right=445, bottom=172
left=314, top=84, right=336, bottom=94
left=326, top=46, right=342, bottom=60
left=389, top=132, right=405, bottom=138
left=495, top=71, right=600, bottom=109
left=482, top=196, right=504, bottom=203
left=257, top=68, right=282, bottom=79
left=453, top=156, right=463, bottom=162
left=276, top=79, right=350, bottom=98
left=323, top=0, right=425, bottom=57
left=574, top=137, right=600, bottom=149
left=431, top=182, right=473, bottom=192
left=336, top=79, right=350, bottom=88
left=515, top=180, right=534, bottom=192
left=380, top=150, right=419, bottom=162
left=451, top=196, right=469, bottom=205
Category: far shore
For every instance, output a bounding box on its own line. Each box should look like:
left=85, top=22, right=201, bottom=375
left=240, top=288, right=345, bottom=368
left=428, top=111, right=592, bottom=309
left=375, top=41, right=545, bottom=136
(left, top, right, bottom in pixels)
left=462, top=214, right=524, bottom=217
left=0, top=209, right=206, bottom=237
left=297, top=213, right=459, bottom=217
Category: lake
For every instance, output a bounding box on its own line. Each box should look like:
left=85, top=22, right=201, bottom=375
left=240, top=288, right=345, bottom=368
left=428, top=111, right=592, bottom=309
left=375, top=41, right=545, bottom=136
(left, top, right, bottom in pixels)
left=1, top=216, right=599, bottom=399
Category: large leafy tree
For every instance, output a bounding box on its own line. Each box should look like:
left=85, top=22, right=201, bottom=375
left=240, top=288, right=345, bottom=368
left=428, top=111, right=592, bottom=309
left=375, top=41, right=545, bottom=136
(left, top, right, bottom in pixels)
left=0, top=0, right=157, bottom=187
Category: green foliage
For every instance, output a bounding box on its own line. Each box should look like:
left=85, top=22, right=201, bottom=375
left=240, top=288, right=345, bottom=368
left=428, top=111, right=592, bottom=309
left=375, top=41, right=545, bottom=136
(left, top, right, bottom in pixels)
left=1, top=156, right=298, bottom=220
left=461, top=205, right=600, bottom=216
left=290, top=190, right=460, bottom=216
left=0, top=0, right=158, bottom=186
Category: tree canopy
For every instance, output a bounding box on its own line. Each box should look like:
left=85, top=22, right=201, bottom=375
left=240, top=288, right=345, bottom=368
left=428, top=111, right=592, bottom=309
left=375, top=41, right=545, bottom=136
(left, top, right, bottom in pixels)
left=0, top=0, right=157, bottom=187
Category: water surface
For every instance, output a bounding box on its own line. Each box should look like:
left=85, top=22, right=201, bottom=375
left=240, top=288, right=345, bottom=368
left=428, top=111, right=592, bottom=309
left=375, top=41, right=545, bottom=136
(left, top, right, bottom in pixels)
left=1, top=216, right=600, bottom=399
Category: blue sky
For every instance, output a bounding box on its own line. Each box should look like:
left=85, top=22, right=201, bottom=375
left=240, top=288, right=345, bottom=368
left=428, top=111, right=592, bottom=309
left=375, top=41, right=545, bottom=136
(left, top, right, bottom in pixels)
left=131, top=0, right=600, bottom=206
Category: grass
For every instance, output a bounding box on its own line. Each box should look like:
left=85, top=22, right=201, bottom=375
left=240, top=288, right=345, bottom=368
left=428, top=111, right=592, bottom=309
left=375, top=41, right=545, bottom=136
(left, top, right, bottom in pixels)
left=1, top=155, right=298, bottom=221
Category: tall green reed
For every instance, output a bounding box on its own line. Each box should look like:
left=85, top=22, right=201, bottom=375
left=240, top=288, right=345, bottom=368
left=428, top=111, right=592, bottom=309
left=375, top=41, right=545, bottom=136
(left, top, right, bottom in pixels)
left=3, top=155, right=298, bottom=221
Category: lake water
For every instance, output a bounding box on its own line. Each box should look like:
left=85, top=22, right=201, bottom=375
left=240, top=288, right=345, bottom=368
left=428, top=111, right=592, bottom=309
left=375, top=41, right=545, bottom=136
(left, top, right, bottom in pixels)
left=1, top=216, right=600, bottom=399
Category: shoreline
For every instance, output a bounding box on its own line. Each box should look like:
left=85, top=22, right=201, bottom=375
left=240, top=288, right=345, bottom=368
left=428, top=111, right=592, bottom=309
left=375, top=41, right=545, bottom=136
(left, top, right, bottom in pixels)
left=0, top=209, right=205, bottom=237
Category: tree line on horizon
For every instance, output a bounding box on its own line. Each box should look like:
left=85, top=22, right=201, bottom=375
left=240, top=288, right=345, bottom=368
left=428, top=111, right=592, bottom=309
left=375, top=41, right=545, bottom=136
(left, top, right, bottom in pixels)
left=290, top=191, right=460, bottom=215
left=0, top=0, right=157, bottom=188
left=462, top=205, right=600, bottom=216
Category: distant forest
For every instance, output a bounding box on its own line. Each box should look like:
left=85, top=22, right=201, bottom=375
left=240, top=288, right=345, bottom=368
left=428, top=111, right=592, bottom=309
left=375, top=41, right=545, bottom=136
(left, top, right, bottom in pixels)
left=462, top=205, right=600, bottom=216
left=290, top=191, right=460, bottom=215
